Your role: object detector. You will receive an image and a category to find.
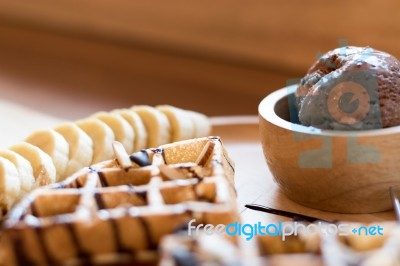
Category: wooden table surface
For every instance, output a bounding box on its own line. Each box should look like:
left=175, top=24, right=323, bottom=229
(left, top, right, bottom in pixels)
left=0, top=99, right=65, bottom=148
left=0, top=99, right=397, bottom=265
left=1, top=101, right=395, bottom=224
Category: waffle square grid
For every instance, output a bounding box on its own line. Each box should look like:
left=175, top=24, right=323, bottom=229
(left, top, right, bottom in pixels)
left=2, top=137, right=238, bottom=266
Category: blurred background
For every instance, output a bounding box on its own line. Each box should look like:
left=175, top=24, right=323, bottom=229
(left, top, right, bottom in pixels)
left=0, top=0, right=399, bottom=119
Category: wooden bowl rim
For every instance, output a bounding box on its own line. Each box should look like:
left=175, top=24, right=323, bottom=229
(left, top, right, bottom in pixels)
left=258, top=85, right=400, bottom=137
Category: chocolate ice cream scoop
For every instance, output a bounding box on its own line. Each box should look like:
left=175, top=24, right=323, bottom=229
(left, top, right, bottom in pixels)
left=296, top=46, right=400, bottom=130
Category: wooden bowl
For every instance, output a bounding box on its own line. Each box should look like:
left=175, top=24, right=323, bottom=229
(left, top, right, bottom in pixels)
left=258, top=85, right=400, bottom=213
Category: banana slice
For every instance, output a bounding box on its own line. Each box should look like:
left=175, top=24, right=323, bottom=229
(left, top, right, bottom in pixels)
left=0, top=150, right=35, bottom=194
left=112, top=109, right=147, bottom=151
left=187, top=111, right=212, bottom=138
left=76, top=119, right=115, bottom=163
left=25, top=129, right=69, bottom=181
left=9, top=142, right=56, bottom=187
left=91, top=112, right=135, bottom=154
left=54, top=123, right=94, bottom=177
left=157, top=105, right=195, bottom=142
left=0, top=157, right=20, bottom=217
left=131, top=105, right=171, bottom=147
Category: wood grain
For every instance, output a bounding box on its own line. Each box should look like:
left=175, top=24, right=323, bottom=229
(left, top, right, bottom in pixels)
left=0, top=24, right=283, bottom=119
left=0, top=0, right=399, bottom=72
left=213, top=120, right=395, bottom=223
left=0, top=1, right=399, bottom=119
left=259, top=88, right=400, bottom=213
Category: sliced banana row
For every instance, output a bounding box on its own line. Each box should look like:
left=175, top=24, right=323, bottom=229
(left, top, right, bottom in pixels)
left=76, top=119, right=115, bottom=164
left=0, top=158, right=20, bottom=219
left=0, top=105, right=211, bottom=215
left=54, top=123, right=94, bottom=177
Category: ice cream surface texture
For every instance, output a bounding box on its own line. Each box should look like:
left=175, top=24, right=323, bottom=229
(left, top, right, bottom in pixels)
left=296, top=46, right=400, bottom=130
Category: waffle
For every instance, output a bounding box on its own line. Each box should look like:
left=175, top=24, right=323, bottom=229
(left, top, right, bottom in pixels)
left=1, top=136, right=238, bottom=266
left=159, top=221, right=399, bottom=266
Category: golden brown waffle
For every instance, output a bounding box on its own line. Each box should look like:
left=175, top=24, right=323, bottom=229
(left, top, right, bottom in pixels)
left=159, top=221, right=399, bottom=266
left=1, top=137, right=238, bottom=266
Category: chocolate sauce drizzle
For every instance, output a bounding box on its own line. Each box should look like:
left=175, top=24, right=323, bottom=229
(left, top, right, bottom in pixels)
left=33, top=226, right=57, bottom=265
left=160, top=148, right=167, bottom=164
left=222, top=152, right=235, bottom=173
left=129, top=150, right=152, bottom=166
left=108, top=218, right=131, bottom=254
left=127, top=185, right=148, bottom=203
left=135, top=191, right=148, bottom=203
left=97, top=171, right=109, bottom=187
left=94, top=192, right=131, bottom=255
left=13, top=237, right=34, bottom=266
left=65, top=223, right=93, bottom=263
left=94, top=192, right=105, bottom=210
left=187, top=168, right=201, bottom=179
left=149, top=148, right=167, bottom=164
left=136, top=216, right=156, bottom=250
